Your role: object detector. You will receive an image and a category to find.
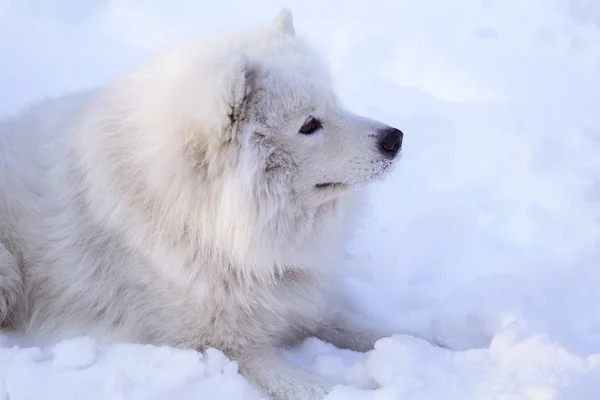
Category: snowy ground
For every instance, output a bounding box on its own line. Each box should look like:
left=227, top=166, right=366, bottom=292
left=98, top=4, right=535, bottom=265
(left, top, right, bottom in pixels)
left=1, top=0, right=600, bottom=398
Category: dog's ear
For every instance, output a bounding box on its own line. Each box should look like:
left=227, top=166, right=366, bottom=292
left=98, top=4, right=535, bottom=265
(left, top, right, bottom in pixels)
left=205, top=50, right=249, bottom=139
left=272, top=8, right=295, bottom=37
left=178, top=50, right=250, bottom=152
left=223, top=51, right=249, bottom=124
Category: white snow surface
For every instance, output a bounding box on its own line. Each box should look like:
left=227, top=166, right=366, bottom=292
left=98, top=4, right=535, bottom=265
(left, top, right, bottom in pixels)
left=1, top=0, right=600, bottom=398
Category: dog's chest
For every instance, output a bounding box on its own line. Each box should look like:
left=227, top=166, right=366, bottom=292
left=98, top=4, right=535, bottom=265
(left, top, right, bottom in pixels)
left=195, top=268, right=332, bottom=350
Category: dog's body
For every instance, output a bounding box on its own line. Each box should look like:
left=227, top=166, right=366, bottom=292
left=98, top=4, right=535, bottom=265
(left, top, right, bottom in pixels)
left=0, top=10, right=403, bottom=399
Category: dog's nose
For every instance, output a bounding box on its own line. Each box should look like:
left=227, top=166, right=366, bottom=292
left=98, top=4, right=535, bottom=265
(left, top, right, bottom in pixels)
left=378, top=127, right=403, bottom=158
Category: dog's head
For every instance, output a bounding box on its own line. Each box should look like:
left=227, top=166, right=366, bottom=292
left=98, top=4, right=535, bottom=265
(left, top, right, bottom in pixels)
left=240, top=16, right=403, bottom=206
left=173, top=9, right=403, bottom=207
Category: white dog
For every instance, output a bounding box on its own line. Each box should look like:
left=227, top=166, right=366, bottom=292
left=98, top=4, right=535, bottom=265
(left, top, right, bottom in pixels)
left=0, top=10, right=403, bottom=399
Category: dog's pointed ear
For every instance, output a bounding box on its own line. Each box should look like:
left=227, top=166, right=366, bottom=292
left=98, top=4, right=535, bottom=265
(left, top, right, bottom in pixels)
left=272, top=8, right=295, bottom=37
left=224, top=51, right=249, bottom=117
left=184, top=50, right=250, bottom=143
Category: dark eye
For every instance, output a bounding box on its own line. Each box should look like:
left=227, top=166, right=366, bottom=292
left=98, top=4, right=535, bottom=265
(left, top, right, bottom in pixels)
left=299, top=117, right=322, bottom=135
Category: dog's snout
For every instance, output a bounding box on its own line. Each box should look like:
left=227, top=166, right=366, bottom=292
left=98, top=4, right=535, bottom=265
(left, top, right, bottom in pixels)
left=378, top=127, right=403, bottom=158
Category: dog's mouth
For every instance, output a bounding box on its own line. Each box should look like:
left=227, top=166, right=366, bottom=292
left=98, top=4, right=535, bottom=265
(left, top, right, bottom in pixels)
left=315, top=182, right=349, bottom=190
left=314, top=159, right=397, bottom=192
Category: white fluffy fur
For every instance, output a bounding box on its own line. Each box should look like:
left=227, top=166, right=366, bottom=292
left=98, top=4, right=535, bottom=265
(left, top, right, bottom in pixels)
left=0, top=10, right=403, bottom=399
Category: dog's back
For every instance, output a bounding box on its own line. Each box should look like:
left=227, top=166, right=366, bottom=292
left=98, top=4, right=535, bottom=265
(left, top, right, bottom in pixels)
left=0, top=91, right=103, bottom=332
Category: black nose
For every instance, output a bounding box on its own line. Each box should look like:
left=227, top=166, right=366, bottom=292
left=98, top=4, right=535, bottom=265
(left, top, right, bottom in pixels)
left=378, top=127, right=403, bottom=158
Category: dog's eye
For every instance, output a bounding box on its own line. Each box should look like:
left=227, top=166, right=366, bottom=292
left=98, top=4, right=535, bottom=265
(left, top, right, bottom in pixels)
left=299, top=117, right=322, bottom=135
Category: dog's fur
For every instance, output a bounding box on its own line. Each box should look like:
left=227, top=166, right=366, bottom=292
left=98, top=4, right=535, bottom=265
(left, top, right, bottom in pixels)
left=0, top=10, right=403, bottom=399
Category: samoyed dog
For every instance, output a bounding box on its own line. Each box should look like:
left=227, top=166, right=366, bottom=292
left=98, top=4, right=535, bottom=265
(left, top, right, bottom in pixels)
left=0, top=9, right=403, bottom=399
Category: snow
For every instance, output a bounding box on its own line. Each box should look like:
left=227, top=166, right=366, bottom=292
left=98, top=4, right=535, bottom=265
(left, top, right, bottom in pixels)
left=52, top=336, right=97, bottom=370
left=1, top=0, right=600, bottom=398
left=0, top=336, right=259, bottom=400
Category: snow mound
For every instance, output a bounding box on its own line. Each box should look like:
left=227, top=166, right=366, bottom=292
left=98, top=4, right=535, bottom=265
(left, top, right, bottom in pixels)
left=0, top=336, right=260, bottom=400
left=52, top=336, right=97, bottom=370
